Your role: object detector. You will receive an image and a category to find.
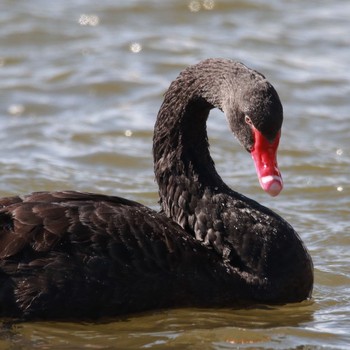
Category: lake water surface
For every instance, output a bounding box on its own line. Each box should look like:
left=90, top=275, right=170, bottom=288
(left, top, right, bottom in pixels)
left=0, top=0, right=349, bottom=349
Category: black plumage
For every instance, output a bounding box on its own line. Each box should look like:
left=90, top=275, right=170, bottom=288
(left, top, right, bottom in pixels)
left=0, top=58, right=313, bottom=320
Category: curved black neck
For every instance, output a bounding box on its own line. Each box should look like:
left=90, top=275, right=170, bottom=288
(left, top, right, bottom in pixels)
left=153, top=62, right=232, bottom=232
left=154, top=98, right=226, bottom=186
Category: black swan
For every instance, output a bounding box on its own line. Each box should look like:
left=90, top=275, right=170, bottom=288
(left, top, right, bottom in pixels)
left=0, top=58, right=313, bottom=320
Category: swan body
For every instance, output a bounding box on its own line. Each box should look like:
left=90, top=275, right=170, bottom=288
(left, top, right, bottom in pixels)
left=0, top=59, right=313, bottom=320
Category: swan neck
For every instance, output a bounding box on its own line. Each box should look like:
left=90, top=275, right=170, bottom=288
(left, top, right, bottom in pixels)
left=153, top=72, right=228, bottom=232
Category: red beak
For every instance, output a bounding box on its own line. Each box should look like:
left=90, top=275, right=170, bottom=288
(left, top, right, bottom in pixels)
left=250, top=127, right=283, bottom=197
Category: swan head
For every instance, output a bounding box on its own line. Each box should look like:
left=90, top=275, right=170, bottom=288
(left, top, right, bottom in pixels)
left=223, top=72, right=284, bottom=196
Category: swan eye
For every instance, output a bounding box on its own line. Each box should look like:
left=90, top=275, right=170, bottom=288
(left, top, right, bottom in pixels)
left=245, top=115, right=253, bottom=126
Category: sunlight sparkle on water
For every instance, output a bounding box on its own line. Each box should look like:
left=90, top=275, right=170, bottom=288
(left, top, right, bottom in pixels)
left=188, top=0, right=215, bottom=12
left=8, top=104, right=24, bottom=116
left=78, top=14, right=100, bottom=26
left=336, top=148, right=343, bottom=156
left=130, top=42, right=142, bottom=53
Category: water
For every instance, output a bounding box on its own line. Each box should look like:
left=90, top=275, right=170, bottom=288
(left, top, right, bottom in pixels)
left=0, top=0, right=349, bottom=348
